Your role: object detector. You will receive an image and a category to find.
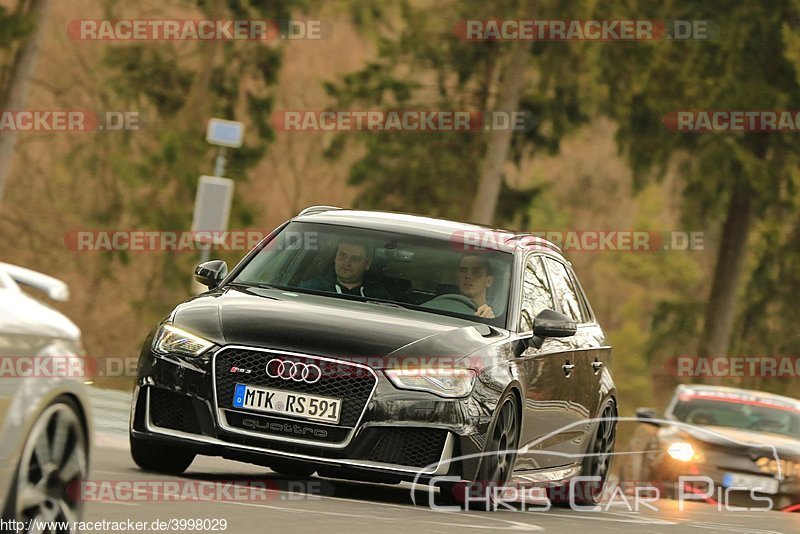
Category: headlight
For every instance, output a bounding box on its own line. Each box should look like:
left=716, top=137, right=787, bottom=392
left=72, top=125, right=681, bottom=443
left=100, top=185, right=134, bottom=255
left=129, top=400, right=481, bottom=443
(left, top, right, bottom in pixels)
left=667, top=441, right=704, bottom=462
left=384, top=368, right=476, bottom=398
left=152, top=324, right=214, bottom=357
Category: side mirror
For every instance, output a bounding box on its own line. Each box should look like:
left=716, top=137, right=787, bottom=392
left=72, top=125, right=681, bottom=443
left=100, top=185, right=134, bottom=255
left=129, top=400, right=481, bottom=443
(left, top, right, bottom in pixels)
left=635, top=407, right=661, bottom=426
left=194, top=260, right=228, bottom=289
left=532, top=309, right=577, bottom=338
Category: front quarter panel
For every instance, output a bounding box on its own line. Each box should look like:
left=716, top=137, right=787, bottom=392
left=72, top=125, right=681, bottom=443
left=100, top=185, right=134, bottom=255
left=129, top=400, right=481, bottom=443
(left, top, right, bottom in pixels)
left=0, top=335, right=91, bottom=509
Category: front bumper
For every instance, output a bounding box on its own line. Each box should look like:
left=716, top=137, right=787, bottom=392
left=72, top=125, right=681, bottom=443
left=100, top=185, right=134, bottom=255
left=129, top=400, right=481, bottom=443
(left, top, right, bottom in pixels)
left=130, top=345, right=499, bottom=484
left=648, top=454, right=800, bottom=510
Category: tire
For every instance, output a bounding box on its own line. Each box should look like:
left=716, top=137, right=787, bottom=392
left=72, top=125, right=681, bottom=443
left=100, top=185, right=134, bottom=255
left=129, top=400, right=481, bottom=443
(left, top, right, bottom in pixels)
left=3, top=396, right=89, bottom=530
left=440, top=393, right=520, bottom=511
left=548, top=400, right=617, bottom=507
left=268, top=459, right=316, bottom=478
left=437, top=481, right=466, bottom=508
left=130, top=436, right=195, bottom=475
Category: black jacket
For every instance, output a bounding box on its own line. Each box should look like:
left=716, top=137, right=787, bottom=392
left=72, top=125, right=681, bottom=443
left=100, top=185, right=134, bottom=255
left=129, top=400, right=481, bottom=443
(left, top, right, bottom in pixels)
left=299, top=272, right=392, bottom=300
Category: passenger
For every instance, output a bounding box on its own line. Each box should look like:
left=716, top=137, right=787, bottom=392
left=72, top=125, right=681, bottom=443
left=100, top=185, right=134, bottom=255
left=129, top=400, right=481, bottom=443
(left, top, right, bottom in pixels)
left=301, top=240, right=391, bottom=299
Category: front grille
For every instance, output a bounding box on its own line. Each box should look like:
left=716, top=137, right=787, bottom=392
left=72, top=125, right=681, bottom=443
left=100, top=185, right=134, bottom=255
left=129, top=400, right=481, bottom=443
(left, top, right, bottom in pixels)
left=150, top=388, right=201, bottom=434
left=214, top=348, right=377, bottom=443
left=367, top=428, right=448, bottom=467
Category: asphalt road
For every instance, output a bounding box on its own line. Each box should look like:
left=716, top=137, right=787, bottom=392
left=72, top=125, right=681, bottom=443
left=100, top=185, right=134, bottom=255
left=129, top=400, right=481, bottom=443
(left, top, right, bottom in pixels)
left=85, top=389, right=800, bottom=534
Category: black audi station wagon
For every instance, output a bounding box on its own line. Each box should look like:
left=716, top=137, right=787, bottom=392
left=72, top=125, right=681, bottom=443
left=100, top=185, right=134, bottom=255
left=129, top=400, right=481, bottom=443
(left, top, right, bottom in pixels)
left=130, top=207, right=617, bottom=506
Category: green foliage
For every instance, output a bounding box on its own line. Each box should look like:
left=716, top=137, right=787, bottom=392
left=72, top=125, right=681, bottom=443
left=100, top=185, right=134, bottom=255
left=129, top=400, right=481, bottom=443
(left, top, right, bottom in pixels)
left=63, top=0, right=297, bottom=322
left=327, top=0, right=595, bottom=226
left=589, top=0, right=800, bottom=219
left=608, top=321, right=651, bottom=413
left=0, top=4, right=34, bottom=98
left=102, top=46, right=193, bottom=116
left=732, top=178, right=800, bottom=397
left=32, top=0, right=800, bottom=403
left=584, top=0, right=800, bottom=400
left=0, top=6, right=32, bottom=50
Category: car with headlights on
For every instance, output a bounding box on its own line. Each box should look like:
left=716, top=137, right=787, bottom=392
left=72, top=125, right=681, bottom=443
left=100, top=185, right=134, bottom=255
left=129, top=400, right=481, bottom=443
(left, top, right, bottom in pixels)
left=627, top=384, right=800, bottom=511
left=0, top=263, right=90, bottom=528
left=130, top=207, right=617, bottom=507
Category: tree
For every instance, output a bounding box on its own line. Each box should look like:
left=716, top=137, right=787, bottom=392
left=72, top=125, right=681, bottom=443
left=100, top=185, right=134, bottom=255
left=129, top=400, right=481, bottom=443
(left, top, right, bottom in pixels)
left=326, top=0, right=592, bottom=226
left=0, top=0, right=49, bottom=208
left=55, top=0, right=296, bottom=345
left=588, top=0, right=800, bottom=363
left=470, top=41, right=529, bottom=224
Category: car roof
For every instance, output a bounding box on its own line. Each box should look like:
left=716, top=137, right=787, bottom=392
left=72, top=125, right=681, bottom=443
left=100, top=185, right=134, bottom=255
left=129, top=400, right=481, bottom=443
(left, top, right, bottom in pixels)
left=676, top=384, right=800, bottom=407
left=292, top=207, right=563, bottom=257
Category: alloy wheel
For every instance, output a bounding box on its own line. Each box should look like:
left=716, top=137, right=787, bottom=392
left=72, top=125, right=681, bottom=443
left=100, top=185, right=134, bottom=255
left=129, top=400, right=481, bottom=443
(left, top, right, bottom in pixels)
left=486, top=399, right=519, bottom=486
left=14, top=401, right=88, bottom=532
left=584, top=402, right=617, bottom=501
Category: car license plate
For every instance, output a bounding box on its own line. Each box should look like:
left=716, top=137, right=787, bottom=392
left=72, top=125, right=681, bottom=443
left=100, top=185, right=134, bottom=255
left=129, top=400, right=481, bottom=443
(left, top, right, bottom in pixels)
left=722, top=473, right=779, bottom=495
left=232, top=383, right=341, bottom=424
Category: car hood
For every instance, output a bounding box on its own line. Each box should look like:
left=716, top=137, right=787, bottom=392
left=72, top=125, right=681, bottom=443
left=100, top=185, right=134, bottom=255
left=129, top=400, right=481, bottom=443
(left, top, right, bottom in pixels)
left=667, top=424, right=800, bottom=459
left=171, top=286, right=505, bottom=365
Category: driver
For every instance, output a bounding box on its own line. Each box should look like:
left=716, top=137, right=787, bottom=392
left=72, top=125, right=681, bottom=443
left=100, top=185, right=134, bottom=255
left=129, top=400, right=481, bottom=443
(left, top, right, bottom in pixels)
left=301, top=240, right=391, bottom=299
left=457, top=255, right=495, bottom=318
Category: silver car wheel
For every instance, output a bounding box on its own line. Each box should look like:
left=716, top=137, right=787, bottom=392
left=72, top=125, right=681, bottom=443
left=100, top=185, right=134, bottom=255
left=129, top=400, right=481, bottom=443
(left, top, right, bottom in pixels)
left=14, top=401, right=88, bottom=533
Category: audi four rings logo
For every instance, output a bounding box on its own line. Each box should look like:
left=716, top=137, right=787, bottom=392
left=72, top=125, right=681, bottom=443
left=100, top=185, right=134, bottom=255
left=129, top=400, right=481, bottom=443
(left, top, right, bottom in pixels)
left=265, top=359, right=322, bottom=384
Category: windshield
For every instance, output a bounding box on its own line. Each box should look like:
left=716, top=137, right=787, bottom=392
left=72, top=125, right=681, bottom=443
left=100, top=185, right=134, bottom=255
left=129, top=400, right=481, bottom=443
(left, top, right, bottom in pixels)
left=232, top=221, right=513, bottom=327
left=671, top=394, right=800, bottom=438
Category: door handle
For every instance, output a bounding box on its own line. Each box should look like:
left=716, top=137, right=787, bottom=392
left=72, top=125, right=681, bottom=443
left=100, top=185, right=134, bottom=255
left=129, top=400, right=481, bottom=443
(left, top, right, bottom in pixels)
left=562, top=363, right=575, bottom=376
left=592, top=360, right=604, bottom=371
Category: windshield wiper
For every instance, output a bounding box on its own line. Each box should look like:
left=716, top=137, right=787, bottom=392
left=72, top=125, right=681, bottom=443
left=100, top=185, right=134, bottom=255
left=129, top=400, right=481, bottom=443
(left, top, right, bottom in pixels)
left=230, top=281, right=278, bottom=290
left=366, top=300, right=409, bottom=310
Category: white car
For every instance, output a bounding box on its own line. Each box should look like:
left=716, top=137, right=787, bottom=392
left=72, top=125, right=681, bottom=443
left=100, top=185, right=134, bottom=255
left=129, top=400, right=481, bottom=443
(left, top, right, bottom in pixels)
left=0, top=263, right=90, bottom=530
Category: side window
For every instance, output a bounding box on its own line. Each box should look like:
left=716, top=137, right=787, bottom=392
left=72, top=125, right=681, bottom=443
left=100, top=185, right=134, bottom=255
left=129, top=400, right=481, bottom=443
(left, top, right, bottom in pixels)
left=519, top=256, right=554, bottom=331
left=568, top=269, right=593, bottom=323
left=543, top=258, right=586, bottom=323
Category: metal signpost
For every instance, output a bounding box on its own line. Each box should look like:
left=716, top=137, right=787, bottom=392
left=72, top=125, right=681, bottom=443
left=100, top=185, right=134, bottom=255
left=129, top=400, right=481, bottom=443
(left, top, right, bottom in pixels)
left=190, top=118, right=244, bottom=292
